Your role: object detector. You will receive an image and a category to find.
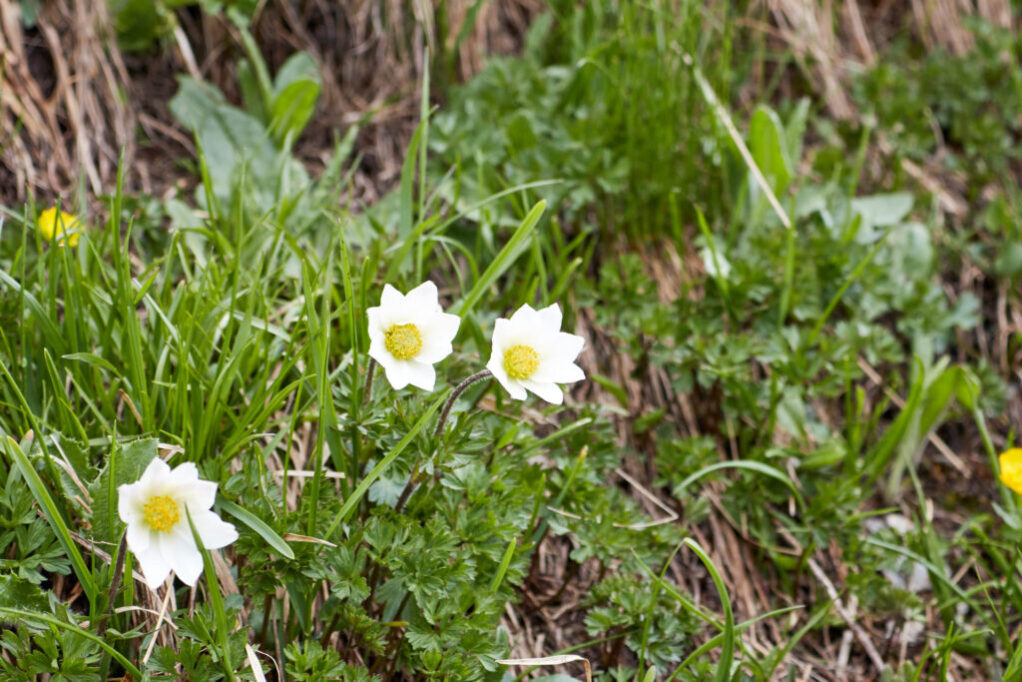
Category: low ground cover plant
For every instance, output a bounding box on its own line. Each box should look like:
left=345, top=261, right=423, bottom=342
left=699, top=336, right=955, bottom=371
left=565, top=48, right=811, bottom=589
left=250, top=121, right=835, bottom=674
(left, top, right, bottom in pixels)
left=2, top=2, right=1022, bottom=681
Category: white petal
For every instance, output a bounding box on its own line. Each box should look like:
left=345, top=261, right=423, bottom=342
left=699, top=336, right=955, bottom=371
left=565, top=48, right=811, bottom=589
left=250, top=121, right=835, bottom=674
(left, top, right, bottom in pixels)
left=192, top=510, right=238, bottom=549
left=416, top=313, right=458, bottom=363
left=379, top=358, right=411, bottom=390
left=380, top=283, right=404, bottom=308
left=488, top=356, right=528, bottom=400
left=554, top=331, right=585, bottom=361
left=161, top=531, right=203, bottom=587
left=117, top=482, right=143, bottom=525
left=135, top=544, right=172, bottom=591
left=167, top=461, right=199, bottom=488
left=509, top=303, right=537, bottom=325
left=537, top=361, right=585, bottom=384
left=522, top=379, right=564, bottom=404
left=536, top=304, right=563, bottom=332
left=125, top=520, right=152, bottom=554
left=426, top=310, right=460, bottom=343
left=181, top=478, right=218, bottom=511
left=367, top=337, right=391, bottom=366
left=416, top=337, right=452, bottom=364
left=405, top=281, right=439, bottom=310
left=490, top=318, right=514, bottom=354
left=366, top=306, right=385, bottom=336
left=139, top=457, right=171, bottom=486
left=403, top=361, right=436, bottom=391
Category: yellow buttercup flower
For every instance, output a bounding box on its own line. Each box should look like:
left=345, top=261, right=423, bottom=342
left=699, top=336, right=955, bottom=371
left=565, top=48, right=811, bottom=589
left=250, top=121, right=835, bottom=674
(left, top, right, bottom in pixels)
left=999, top=449, right=1022, bottom=494
left=38, top=207, right=82, bottom=247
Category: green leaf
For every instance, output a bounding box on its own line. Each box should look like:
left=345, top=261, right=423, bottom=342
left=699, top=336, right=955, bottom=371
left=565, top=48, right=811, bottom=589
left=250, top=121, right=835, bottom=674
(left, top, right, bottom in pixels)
left=0, top=607, right=143, bottom=678
left=325, top=391, right=447, bottom=538
left=684, top=539, right=734, bottom=682
left=749, top=105, right=792, bottom=195
left=273, top=52, right=321, bottom=96
left=270, top=79, right=321, bottom=149
left=218, top=499, right=295, bottom=560
left=2, top=437, right=98, bottom=604
left=454, top=200, right=546, bottom=319
left=88, top=438, right=158, bottom=544
left=0, top=574, right=49, bottom=612
left=673, top=460, right=804, bottom=510
left=851, top=192, right=913, bottom=228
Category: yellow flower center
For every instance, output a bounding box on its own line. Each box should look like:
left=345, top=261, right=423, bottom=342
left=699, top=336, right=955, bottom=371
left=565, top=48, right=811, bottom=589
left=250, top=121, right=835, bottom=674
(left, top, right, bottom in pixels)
left=384, top=323, right=423, bottom=360
left=143, top=495, right=181, bottom=533
left=503, top=344, right=539, bottom=380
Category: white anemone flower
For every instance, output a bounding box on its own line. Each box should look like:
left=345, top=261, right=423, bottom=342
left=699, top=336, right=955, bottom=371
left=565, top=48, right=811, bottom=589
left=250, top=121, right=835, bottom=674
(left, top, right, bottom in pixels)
left=486, top=303, right=585, bottom=404
left=367, top=281, right=461, bottom=391
left=118, top=458, right=238, bottom=590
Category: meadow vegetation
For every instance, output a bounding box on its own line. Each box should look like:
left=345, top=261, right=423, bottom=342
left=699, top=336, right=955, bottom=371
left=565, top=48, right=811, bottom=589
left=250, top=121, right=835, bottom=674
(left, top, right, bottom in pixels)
left=1, top=1, right=1021, bottom=680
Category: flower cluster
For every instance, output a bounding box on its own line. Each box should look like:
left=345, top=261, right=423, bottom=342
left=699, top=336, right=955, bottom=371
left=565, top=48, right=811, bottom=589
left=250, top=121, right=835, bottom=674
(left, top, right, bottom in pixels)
left=366, top=281, right=586, bottom=404
left=116, top=280, right=584, bottom=590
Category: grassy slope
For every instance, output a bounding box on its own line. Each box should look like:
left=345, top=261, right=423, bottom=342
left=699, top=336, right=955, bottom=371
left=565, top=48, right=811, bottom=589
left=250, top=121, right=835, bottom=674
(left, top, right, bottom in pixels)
left=1, top=1, right=1021, bottom=680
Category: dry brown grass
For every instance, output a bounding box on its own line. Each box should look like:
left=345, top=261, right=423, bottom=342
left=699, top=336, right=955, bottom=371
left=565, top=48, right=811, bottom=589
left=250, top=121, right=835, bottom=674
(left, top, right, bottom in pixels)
left=0, top=0, right=541, bottom=210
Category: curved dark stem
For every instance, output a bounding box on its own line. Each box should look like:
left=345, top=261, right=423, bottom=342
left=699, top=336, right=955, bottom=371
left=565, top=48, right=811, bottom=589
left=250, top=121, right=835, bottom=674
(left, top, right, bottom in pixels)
left=394, top=370, right=493, bottom=514
left=99, top=533, right=128, bottom=637
left=433, top=369, right=492, bottom=439
left=363, top=358, right=377, bottom=406
left=394, top=469, right=420, bottom=514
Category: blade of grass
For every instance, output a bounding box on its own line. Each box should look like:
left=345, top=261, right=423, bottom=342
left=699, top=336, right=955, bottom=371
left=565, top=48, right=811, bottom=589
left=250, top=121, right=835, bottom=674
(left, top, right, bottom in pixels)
left=673, top=460, right=804, bottom=510
left=454, top=200, right=546, bottom=319
left=0, top=607, right=142, bottom=678
left=324, top=390, right=447, bottom=538
left=2, top=436, right=98, bottom=604
left=188, top=510, right=236, bottom=681
left=218, top=499, right=295, bottom=560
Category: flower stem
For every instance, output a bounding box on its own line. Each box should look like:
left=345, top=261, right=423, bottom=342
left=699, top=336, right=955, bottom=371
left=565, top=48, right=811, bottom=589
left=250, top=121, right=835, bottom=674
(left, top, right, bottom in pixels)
left=433, top=369, right=492, bottom=439
left=394, top=370, right=493, bottom=514
left=363, top=358, right=377, bottom=406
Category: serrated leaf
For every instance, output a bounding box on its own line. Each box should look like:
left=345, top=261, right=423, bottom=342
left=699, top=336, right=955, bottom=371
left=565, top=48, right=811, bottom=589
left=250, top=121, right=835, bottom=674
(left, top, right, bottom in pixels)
left=0, top=574, right=50, bottom=613
left=88, top=438, right=157, bottom=544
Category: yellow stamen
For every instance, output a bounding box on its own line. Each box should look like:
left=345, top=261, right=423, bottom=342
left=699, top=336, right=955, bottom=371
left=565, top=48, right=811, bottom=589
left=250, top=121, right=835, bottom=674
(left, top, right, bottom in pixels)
left=384, top=323, right=423, bottom=360
left=143, top=495, right=181, bottom=533
left=503, top=344, right=539, bottom=380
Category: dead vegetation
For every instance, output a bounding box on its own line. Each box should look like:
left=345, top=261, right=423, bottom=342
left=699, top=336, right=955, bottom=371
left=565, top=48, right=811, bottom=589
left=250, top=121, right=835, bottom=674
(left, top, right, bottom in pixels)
left=0, top=0, right=541, bottom=208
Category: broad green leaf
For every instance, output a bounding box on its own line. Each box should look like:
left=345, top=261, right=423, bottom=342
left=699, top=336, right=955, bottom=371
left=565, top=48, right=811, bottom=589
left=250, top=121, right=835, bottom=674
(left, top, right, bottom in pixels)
left=88, top=438, right=158, bottom=544
left=218, top=499, right=295, bottom=560
left=272, top=52, right=322, bottom=98
left=749, top=105, right=792, bottom=195
left=270, top=79, right=321, bottom=149
left=851, top=192, right=913, bottom=228
left=0, top=574, right=49, bottom=612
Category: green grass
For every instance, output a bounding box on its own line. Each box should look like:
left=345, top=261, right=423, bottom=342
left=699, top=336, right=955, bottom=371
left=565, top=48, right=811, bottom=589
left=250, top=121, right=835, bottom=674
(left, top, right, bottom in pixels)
left=2, top=1, right=1022, bottom=680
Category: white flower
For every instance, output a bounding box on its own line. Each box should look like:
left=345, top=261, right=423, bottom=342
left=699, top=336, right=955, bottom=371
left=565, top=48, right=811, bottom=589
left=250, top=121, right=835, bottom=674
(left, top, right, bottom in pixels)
left=486, top=303, right=585, bottom=404
left=366, top=281, right=461, bottom=391
left=118, top=458, right=238, bottom=590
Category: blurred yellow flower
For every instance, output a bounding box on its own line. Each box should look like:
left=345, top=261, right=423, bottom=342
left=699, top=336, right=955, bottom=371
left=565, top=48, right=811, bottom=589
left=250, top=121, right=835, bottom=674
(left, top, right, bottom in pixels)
left=38, top=207, right=82, bottom=247
left=999, top=448, right=1022, bottom=494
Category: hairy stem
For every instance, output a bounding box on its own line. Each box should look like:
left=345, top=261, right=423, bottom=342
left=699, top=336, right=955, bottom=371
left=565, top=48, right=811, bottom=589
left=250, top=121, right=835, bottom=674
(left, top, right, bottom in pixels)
left=363, top=358, right=377, bottom=406
left=433, top=369, right=492, bottom=439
